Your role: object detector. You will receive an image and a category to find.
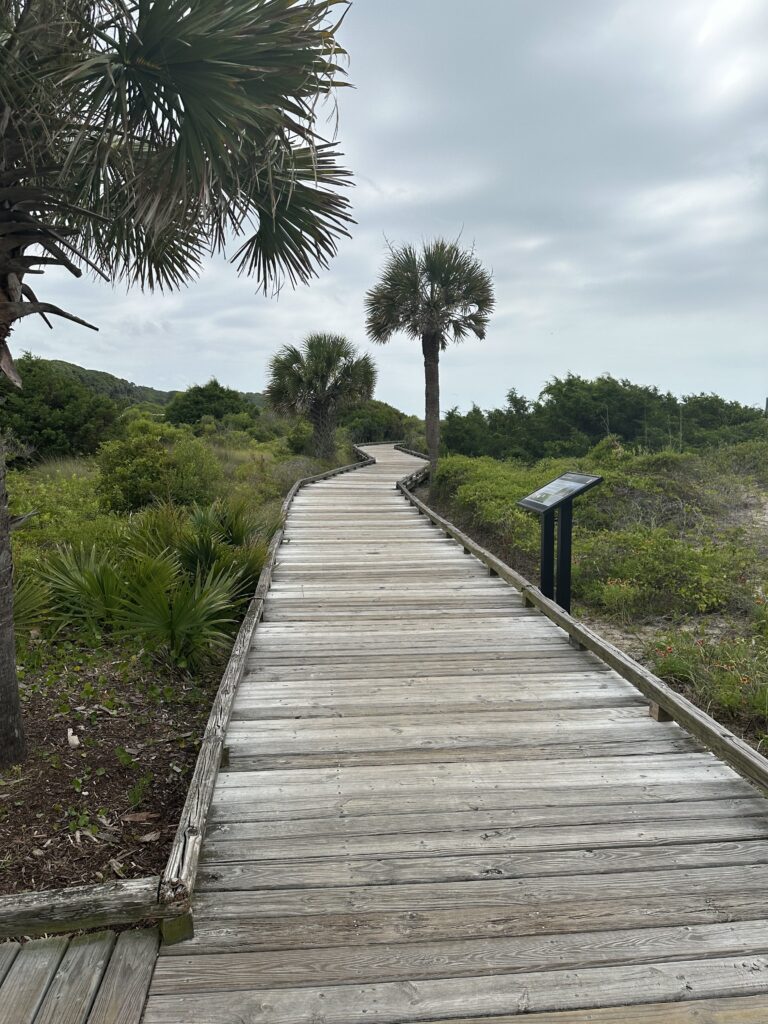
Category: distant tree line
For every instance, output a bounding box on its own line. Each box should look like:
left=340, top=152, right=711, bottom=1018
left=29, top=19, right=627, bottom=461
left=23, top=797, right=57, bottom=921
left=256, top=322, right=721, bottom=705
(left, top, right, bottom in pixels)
left=443, top=374, right=767, bottom=461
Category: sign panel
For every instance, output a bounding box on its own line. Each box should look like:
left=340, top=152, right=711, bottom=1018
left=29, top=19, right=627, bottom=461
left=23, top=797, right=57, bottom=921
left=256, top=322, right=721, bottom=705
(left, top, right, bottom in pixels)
left=517, top=472, right=602, bottom=514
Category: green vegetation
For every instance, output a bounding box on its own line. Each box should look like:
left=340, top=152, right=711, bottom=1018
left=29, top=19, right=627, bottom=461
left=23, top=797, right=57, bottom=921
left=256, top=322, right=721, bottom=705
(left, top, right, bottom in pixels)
left=366, top=239, right=495, bottom=474
left=8, top=420, right=333, bottom=672
left=0, top=355, right=119, bottom=459
left=97, top=421, right=223, bottom=511
left=432, top=439, right=768, bottom=740
left=339, top=399, right=426, bottom=451
left=443, top=374, right=766, bottom=461
left=165, top=379, right=259, bottom=427
left=44, top=359, right=177, bottom=407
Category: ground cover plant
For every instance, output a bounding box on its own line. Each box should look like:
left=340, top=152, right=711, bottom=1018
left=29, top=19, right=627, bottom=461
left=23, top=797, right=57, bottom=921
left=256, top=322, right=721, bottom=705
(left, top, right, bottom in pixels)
left=430, top=438, right=768, bottom=747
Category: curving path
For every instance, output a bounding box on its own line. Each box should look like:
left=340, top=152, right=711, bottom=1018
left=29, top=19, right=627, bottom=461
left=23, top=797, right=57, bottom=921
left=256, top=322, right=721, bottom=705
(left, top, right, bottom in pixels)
left=142, top=445, right=768, bottom=1023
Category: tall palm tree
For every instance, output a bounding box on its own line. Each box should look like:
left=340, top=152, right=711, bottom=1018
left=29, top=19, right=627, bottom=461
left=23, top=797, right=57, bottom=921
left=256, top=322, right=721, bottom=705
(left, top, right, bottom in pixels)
left=365, top=239, right=495, bottom=475
left=266, top=333, right=376, bottom=459
left=0, top=0, right=353, bottom=766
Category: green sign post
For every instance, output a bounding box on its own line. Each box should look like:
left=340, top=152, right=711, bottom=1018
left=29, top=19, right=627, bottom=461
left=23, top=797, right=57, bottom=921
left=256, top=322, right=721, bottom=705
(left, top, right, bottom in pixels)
left=518, top=472, right=602, bottom=612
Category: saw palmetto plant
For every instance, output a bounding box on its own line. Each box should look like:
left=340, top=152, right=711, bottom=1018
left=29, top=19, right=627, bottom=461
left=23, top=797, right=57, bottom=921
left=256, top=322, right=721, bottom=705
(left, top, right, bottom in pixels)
left=0, top=0, right=353, bottom=765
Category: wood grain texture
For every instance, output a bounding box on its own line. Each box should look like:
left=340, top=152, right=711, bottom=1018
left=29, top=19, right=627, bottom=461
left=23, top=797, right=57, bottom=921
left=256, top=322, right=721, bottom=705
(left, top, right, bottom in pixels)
left=0, top=935, right=68, bottom=1024
left=142, top=955, right=768, bottom=1024
left=159, top=445, right=376, bottom=911
left=399, top=996, right=768, bottom=1024
left=86, top=927, right=159, bottom=1024
left=34, top=931, right=115, bottom=1024
left=150, top=919, right=768, bottom=992
left=0, top=876, right=168, bottom=940
left=0, top=941, right=19, bottom=986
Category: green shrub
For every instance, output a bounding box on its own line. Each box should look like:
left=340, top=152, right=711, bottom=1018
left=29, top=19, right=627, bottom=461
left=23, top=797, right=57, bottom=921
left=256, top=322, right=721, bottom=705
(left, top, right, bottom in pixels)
left=165, top=379, right=256, bottom=426
left=97, top=421, right=221, bottom=511
left=8, top=460, right=123, bottom=561
left=42, top=545, right=124, bottom=635
left=167, top=435, right=222, bottom=504
left=0, top=354, right=119, bottom=459
left=125, top=503, right=187, bottom=558
left=287, top=419, right=313, bottom=455
left=574, top=527, right=751, bottom=619
left=433, top=446, right=765, bottom=623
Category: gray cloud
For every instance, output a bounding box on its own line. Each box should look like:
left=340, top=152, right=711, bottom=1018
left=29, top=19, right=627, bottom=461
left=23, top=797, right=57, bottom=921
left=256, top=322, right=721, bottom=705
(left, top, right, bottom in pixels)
left=14, top=0, right=768, bottom=414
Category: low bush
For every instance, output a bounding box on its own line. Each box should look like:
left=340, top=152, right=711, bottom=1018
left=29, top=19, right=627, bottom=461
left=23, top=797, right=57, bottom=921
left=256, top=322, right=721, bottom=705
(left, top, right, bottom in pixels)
left=647, top=628, right=768, bottom=735
left=119, top=564, right=240, bottom=670
left=574, top=527, right=751, bottom=619
left=97, top=420, right=221, bottom=511
left=12, top=572, right=51, bottom=638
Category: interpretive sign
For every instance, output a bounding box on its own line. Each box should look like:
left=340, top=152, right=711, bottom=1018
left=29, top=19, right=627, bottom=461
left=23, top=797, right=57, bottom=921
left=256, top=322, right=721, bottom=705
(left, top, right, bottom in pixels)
left=518, top=472, right=602, bottom=514
left=517, top=472, right=603, bottom=612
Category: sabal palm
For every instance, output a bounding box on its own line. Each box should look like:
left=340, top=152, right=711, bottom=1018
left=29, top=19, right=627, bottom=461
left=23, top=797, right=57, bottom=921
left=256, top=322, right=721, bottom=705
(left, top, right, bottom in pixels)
left=365, top=240, right=495, bottom=473
left=266, top=333, right=376, bottom=459
left=0, top=0, right=353, bottom=765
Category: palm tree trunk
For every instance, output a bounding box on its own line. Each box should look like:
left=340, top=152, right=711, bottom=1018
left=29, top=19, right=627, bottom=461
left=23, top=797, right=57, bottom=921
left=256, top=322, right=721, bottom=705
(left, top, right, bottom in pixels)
left=422, top=333, right=441, bottom=479
left=0, top=443, right=25, bottom=767
left=311, top=405, right=337, bottom=461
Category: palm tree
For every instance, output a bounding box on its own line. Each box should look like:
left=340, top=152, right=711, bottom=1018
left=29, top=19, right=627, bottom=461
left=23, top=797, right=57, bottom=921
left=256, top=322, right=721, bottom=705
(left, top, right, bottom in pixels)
left=266, top=334, right=376, bottom=459
left=0, top=0, right=353, bottom=766
left=365, top=239, right=495, bottom=475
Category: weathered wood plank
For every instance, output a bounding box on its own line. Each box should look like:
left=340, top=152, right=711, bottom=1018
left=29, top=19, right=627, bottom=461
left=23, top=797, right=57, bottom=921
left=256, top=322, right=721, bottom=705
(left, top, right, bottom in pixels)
left=150, top=919, right=768, bottom=993
left=223, top=736, right=702, bottom=771
left=204, top=796, right=768, bottom=843
left=0, top=942, right=19, bottom=986
left=189, top=863, right=768, bottom=915
left=142, top=955, right=768, bottom=1024
left=198, top=838, right=768, bottom=893
left=201, top=817, right=768, bottom=867
left=443, top=995, right=768, bottom=1022
left=208, top=780, right=754, bottom=824
left=86, top=928, right=159, bottom=1024
left=0, top=876, right=168, bottom=940
left=34, top=931, right=116, bottom=1024
left=213, top=753, right=739, bottom=798
left=162, top=891, right=768, bottom=955
left=0, top=935, right=68, bottom=1024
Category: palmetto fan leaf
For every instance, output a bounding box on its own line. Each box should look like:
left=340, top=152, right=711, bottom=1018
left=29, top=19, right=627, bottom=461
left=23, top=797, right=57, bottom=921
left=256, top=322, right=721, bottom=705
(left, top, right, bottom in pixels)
left=365, top=239, right=495, bottom=351
left=266, top=333, right=376, bottom=415
left=0, top=0, right=354, bottom=382
left=266, top=332, right=377, bottom=459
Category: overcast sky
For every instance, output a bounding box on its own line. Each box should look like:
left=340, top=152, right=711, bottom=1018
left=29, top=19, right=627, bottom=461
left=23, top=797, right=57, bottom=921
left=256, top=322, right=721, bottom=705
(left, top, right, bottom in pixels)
left=15, top=0, right=768, bottom=415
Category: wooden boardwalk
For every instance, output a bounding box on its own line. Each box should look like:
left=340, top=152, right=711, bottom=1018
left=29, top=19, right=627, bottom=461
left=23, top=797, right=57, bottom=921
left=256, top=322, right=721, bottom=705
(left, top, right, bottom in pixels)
left=0, top=927, right=158, bottom=1024
left=142, top=444, right=768, bottom=1022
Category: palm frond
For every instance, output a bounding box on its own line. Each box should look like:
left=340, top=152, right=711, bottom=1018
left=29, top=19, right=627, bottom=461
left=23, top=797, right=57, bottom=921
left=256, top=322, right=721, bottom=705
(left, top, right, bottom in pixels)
left=365, top=239, right=495, bottom=350
left=0, top=0, right=354, bottom=384
left=266, top=332, right=376, bottom=416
